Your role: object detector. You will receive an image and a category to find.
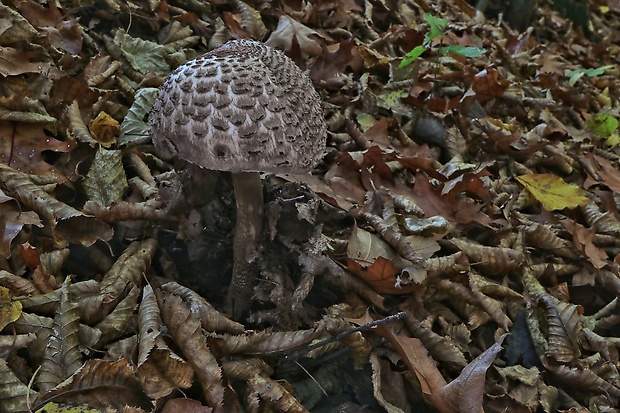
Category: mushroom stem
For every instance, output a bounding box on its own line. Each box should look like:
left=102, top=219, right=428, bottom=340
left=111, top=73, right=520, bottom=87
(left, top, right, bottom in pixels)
left=227, top=171, right=264, bottom=318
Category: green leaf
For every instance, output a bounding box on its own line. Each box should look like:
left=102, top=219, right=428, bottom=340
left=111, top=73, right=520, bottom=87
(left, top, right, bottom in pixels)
left=604, top=133, right=620, bottom=147
left=441, top=45, right=486, bottom=58
left=114, top=29, right=171, bottom=76
left=585, top=113, right=618, bottom=138
left=119, top=87, right=159, bottom=146
left=568, top=65, right=614, bottom=86
left=424, top=13, right=447, bottom=46
left=399, top=45, right=426, bottom=68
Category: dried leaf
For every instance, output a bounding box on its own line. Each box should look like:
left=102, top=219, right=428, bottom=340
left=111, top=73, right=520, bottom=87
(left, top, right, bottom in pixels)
left=0, top=163, right=112, bottom=247
left=33, top=359, right=152, bottom=411
left=429, top=334, right=508, bottom=413
left=88, top=111, right=119, bottom=147
left=0, top=121, right=76, bottom=174
left=80, top=239, right=156, bottom=323
left=0, top=357, right=38, bottom=413
left=36, top=277, right=82, bottom=391
left=0, top=189, right=42, bottom=258
left=83, top=148, right=128, bottom=208
left=266, top=15, right=322, bottom=57
left=156, top=289, right=226, bottom=411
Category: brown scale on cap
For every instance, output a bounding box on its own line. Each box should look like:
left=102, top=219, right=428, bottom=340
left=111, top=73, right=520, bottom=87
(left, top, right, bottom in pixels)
left=149, top=39, right=326, bottom=174
left=149, top=39, right=326, bottom=319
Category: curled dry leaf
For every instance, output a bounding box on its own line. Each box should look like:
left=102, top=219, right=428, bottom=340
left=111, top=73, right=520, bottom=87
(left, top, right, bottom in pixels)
left=537, top=294, right=581, bottom=364
left=155, top=288, right=226, bottom=412
left=214, top=321, right=325, bottom=356
left=161, top=281, right=244, bottom=334
left=448, top=238, right=523, bottom=275
left=402, top=311, right=468, bottom=368
left=137, top=284, right=194, bottom=400
left=94, top=284, right=140, bottom=346
left=541, top=357, right=620, bottom=398
left=65, top=100, right=97, bottom=146
left=81, top=239, right=157, bottom=323
left=0, top=163, right=112, bottom=247
left=468, top=271, right=512, bottom=330
left=33, top=359, right=152, bottom=411
left=36, top=277, right=82, bottom=392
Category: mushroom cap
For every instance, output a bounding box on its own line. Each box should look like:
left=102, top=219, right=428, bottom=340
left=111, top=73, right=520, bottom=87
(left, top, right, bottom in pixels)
left=149, top=39, right=327, bottom=174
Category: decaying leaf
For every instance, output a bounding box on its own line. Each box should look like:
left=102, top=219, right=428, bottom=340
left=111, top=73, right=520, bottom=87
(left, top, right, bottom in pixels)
left=0, top=163, right=113, bottom=247
left=156, top=288, right=226, bottom=411
left=36, top=277, right=82, bottom=391
left=33, top=359, right=152, bottom=411
left=83, top=148, right=128, bottom=208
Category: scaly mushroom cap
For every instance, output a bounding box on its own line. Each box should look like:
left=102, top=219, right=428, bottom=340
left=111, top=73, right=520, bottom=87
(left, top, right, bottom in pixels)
left=149, top=39, right=327, bottom=174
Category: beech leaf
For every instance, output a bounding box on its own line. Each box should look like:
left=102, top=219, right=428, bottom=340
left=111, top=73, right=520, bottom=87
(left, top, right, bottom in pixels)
left=516, top=174, right=590, bottom=211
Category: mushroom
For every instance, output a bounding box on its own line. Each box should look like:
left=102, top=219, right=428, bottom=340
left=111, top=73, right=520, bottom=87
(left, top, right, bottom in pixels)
left=149, top=39, right=327, bottom=318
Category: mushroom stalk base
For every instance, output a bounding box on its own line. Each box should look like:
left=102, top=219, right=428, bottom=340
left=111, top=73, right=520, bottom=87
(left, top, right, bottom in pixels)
left=226, top=171, right=264, bottom=319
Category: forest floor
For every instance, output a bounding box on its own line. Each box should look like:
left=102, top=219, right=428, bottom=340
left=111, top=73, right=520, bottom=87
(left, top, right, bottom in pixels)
left=1, top=0, right=620, bottom=412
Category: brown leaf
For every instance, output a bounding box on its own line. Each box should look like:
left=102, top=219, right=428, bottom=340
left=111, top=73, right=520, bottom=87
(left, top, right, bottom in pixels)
left=428, top=334, right=508, bottom=413
left=18, top=0, right=83, bottom=55
left=156, top=288, right=226, bottom=411
left=0, top=121, right=76, bottom=174
left=559, top=217, right=608, bottom=269
left=36, top=277, right=82, bottom=391
left=379, top=328, right=447, bottom=396
left=33, top=359, right=152, bottom=411
left=266, top=15, right=322, bottom=58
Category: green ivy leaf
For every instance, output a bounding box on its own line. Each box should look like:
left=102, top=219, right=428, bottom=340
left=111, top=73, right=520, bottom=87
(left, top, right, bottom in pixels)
left=441, top=45, right=486, bottom=58
left=399, top=45, right=426, bottom=68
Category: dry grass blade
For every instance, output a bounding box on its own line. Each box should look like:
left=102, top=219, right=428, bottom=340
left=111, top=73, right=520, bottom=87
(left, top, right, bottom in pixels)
left=36, top=277, right=82, bottom=391
left=156, top=288, right=225, bottom=411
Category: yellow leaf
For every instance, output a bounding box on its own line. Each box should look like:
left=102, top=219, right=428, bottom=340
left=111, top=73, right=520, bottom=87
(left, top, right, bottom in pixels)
left=89, top=111, right=119, bottom=148
left=0, top=286, right=22, bottom=330
left=516, top=174, right=590, bottom=211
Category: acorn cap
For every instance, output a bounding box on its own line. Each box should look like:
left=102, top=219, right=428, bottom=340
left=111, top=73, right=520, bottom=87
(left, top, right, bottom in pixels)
left=149, top=39, right=327, bottom=174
